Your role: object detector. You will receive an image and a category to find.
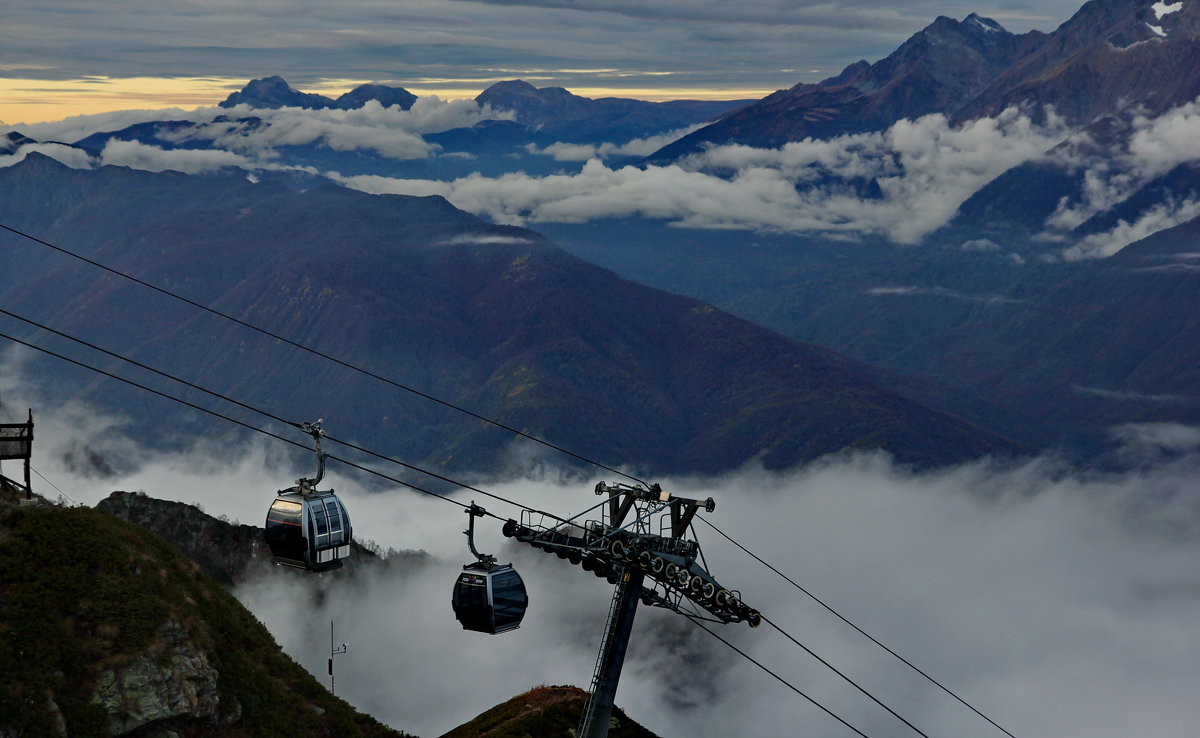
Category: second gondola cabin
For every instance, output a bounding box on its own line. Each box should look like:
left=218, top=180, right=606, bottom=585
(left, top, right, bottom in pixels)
left=265, top=488, right=352, bottom=572
left=452, top=562, right=528, bottom=634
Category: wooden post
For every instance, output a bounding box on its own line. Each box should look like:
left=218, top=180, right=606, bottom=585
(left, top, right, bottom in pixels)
left=23, top=409, right=32, bottom=500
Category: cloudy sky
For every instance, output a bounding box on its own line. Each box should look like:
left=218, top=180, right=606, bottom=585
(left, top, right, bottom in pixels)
left=3, top=0, right=1087, bottom=124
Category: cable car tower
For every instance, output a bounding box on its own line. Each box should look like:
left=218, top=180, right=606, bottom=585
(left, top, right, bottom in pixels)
left=502, top=481, right=760, bottom=738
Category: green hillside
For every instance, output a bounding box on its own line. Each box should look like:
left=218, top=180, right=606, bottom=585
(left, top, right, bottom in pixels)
left=439, top=685, right=658, bottom=738
left=0, top=492, right=413, bottom=738
left=0, top=155, right=1022, bottom=476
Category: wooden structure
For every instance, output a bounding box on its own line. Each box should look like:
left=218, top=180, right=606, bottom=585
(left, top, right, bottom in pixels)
left=0, top=409, right=33, bottom=500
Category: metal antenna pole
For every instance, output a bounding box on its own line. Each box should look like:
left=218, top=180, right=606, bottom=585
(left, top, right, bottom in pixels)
left=578, top=570, right=645, bottom=738
left=329, top=618, right=347, bottom=695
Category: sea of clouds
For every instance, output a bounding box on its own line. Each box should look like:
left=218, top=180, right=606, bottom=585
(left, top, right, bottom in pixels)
left=336, top=108, right=1069, bottom=245
left=5, top=351, right=1199, bottom=738
left=10, top=95, right=1200, bottom=260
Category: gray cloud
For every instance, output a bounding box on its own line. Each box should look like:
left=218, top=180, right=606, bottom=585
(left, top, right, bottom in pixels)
left=1144, top=252, right=1200, bottom=260
left=960, top=237, right=1002, bottom=251
left=446, top=0, right=930, bottom=32
left=9, top=103, right=1075, bottom=247
left=202, top=98, right=506, bottom=158
left=1, top=0, right=1086, bottom=102
left=433, top=233, right=540, bottom=246
left=27, top=91, right=1200, bottom=258
left=1062, top=198, right=1200, bottom=261
left=1127, top=263, right=1200, bottom=272
left=1072, top=385, right=1200, bottom=406
left=339, top=108, right=1069, bottom=244
left=5, top=97, right=507, bottom=175
left=97, top=139, right=272, bottom=175
left=528, top=123, right=707, bottom=162
left=16, top=107, right=211, bottom=144
left=1109, top=422, right=1200, bottom=465
left=1044, top=100, right=1200, bottom=258
left=0, top=141, right=94, bottom=169
left=865, top=285, right=1023, bottom=304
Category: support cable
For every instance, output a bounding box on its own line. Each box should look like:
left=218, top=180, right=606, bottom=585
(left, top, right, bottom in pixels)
left=0, top=307, right=302, bottom=431
left=760, top=614, right=931, bottom=738
left=684, top=615, right=872, bottom=738
left=0, top=221, right=648, bottom=487
left=0, top=308, right=568, bottom=525
left=0, top=329, right=493, bottom=517
left=697, top=516, right=1016, bottom=738
left=30, top=466, right=80, bottom=506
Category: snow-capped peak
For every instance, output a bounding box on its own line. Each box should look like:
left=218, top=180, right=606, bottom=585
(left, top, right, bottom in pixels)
left=1152, top=1, right=1183, bottom=20
left=965, top=12, right=1004, bottom=33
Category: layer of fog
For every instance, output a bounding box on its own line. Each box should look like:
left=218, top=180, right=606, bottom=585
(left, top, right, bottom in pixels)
left=2, top=98, right=511, bottom=175
left=340, top=107, right=1070, bottom=245
left=5, top=103, right=1075, bottom=246
left=1044, top=100, right=1200, bottom=259
left=7, top=378, right=1200, bottom=738
left=16, top=95, right=1200, bottom=259
left=527, top=124, right=708, bottom=162
left=15, top=98, right=509, bottom=151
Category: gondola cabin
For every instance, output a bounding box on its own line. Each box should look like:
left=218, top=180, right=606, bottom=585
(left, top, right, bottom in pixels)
left=452, top=562, right=528, bottom=634
left=265, top=488, right=352, bottom=572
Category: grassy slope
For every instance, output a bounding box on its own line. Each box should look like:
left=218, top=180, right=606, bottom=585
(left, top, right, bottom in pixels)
left=439, top=685, right=659, bottom=738
left=0, top=501, right=413, bottom=738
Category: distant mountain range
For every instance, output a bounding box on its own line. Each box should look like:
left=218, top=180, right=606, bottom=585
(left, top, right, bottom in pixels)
left=649, top=13, right=1043, bottom=161
left=5, top=0, right=1198, bottom=467
left=0, top=154, right=1018, bottom=475
left=648, top=0, right=1200, bottom=161
left=476, top=79, right=749, bottom=141
left=219, top=75, right=419, bottom=111
left=11, top=77, right=746, bottom=182
left=900, top=211, right=1200, bottom=448
left=214, top=76, right=748, bottom=143
left=534, top=0, right=1200, bottom=460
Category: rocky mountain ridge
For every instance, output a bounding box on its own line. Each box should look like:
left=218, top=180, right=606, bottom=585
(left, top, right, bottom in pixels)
left=649, top=12, right=1044, bottom=160
left=650, top=0, right=1200, bottom=160
left=475, top=79, right=749, bottom=141
left=219, top=75, right=418, bottom=111
left=955, top=0, right=1200, bottom=123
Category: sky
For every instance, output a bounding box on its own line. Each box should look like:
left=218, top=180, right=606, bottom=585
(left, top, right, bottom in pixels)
left=1, top=0, right=1090, bottom=125
left=5, top=354, right=1200, bottom=738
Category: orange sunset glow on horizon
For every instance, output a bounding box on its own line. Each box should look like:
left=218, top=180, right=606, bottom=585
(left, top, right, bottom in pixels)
left=0, top=76, right=779, bottom=127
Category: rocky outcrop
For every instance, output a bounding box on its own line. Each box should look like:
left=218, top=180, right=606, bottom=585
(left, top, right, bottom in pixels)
left=91, top=619, right=233, bottom=735
left=95, top=490, right=404, bottom=588
left=96, top=491, right=272, bottom=587
left=648, top=13, right=1042, bottom=160
left=218, top=76, right=418, bottom=111
left=0, top=502, right=411, bottom=737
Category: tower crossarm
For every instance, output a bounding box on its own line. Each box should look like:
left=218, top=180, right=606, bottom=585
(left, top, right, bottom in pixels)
left=502, top=481, right=760, bottom=627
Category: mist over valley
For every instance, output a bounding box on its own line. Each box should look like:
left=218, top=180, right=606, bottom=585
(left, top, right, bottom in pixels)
left=3, top=0, right=1200, bottom=735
